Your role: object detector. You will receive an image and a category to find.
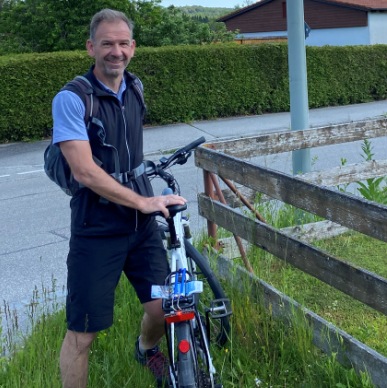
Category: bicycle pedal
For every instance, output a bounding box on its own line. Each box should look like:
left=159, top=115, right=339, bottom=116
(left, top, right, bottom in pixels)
left=206, top=298, right=232, bottom=319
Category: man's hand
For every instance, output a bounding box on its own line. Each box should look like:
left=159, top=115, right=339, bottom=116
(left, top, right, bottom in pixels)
left=60, top=140, right=187, bottom=216
left=139, top=194, right=187, bottom=218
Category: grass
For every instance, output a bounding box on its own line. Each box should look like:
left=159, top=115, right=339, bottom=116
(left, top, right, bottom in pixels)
left=242, top=231, right=387, bottom=358
left=0, top=239, right=377, bottom=388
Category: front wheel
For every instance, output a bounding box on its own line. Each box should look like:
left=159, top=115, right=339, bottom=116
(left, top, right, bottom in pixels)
left=184, top=239, right=231, bottom=347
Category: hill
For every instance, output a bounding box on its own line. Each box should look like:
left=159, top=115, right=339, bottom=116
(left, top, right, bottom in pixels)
left=169, top=5, right=234, bottom=19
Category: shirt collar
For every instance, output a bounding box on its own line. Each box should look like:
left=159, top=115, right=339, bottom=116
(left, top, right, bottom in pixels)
left=97, top=77, right=127, bottom=103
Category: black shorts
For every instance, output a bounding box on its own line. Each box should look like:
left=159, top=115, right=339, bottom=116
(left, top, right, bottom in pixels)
left=65, top=219, right=169, bottom=332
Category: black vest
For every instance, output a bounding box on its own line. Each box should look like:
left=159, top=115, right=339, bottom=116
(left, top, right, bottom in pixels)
left=68, top=67, right=154, bottom=236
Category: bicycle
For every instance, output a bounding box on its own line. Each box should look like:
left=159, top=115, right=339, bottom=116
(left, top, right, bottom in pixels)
left=146, top=137, right=232, bottom=388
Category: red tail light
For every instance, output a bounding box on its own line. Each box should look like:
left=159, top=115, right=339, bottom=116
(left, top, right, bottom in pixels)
left=178, top=339, right=191, bottom=354
left=165, top=310, right=195, bottom=324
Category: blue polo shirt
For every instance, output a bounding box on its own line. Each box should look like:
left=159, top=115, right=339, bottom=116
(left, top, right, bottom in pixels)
left=52, top=78, right=127, bottom=145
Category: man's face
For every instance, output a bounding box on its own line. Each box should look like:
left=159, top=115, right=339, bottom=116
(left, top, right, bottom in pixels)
left=87, top=20, right=135, bottom=82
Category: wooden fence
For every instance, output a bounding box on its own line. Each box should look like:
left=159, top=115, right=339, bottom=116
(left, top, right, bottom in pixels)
left=195, top=117, right=387, bottom=387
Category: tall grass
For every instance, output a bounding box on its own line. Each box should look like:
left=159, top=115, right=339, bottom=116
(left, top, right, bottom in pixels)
left=0, top=260, right=375, bottom=387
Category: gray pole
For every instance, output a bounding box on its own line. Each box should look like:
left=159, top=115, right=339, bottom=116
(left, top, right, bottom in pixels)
left=286, top=0, right=310, bottom=174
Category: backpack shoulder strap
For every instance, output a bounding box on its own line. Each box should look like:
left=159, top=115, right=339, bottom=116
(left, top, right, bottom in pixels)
left=61, top=76, right=99, bottom=127
left=127, top=72, right=146, bottom=113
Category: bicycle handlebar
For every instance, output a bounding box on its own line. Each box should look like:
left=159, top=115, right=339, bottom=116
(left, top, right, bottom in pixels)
left=159, top=136, right=206, bottom=170
left=174, top=136, right=206, bottom=159
left=146, top=136, right=206, bottom=179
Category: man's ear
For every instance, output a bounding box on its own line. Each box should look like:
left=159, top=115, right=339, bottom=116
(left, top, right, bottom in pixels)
left=86, top=40, right=95, bottom=57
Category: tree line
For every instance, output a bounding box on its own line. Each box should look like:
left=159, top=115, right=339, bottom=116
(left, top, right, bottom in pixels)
left=0, top=0, right=236, bottom=55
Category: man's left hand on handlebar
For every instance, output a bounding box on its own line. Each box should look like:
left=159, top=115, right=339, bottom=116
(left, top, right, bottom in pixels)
left=139, top=194, right=187, bottom=218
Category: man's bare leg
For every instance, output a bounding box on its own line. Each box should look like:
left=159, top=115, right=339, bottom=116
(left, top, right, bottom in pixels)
left=60, top=330, right=96, bottom=388
left=139, top=298, right=165, bottom=350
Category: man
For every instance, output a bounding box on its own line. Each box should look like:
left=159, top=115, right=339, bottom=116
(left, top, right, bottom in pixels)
left=52, top=9, right=185, bottom=388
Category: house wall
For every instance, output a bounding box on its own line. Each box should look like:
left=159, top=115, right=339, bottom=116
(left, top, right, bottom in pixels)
left=305, top=26, right=370, bottom=46
left=228, top=0, right=387, bottom=46
left=224, top=0, right=287, bottom=33
left=236, top=27, right=370, bottom=46
left=368, top=12, right=387, bottom=44
left=224, top=0, right=368, bottom=34
left=304, top=0, right=367, bottom=29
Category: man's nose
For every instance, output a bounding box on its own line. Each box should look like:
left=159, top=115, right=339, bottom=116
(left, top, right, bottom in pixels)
left=111, top=44, right=122, bottom=55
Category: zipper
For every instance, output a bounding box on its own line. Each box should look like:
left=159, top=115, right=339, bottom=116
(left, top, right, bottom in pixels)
left=121, top=94, right=139, bottom=231
left=121, top=104, right=131, bottom=173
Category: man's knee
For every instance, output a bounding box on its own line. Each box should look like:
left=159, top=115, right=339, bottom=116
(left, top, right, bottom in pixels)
left=143, top=299, right=165, bottom=323
left=64, top=330, right=97, bottom=353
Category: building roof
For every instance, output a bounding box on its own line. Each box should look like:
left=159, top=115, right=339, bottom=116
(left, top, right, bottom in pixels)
left=321, top=0, right=387, bottom=9
left=217, top=0, right=387, bottom=22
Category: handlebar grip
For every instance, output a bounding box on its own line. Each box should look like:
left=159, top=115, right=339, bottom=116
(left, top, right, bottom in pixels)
left=179, top=136, right=206, bottom=155
left=151, top=203, right=187, bottom=218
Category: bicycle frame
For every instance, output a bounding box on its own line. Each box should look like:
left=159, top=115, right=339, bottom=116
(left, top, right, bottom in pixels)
left=153, top=207, right=217, bottom=387
left=149, top=137, right=228, bottom=387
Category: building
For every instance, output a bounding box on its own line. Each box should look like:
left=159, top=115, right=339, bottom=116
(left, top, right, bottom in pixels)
left=217, top=0, right=387, bottom=46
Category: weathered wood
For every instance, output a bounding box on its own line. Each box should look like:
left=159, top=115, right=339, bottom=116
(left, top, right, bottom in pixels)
left=198, top=194, right=387, bottom=315
left=280, top=220, right=348, bottom=242
left=222, top=157, right=387, bottom=205
left=213, top=254, right=387, bottom=388
left=221, top=186, right=257, bottom=208
left=221, top=221, right=348, bottom=247
left=204, top=117, right=387, bottom=158
left=300, top=160, right=387, bottom=186
left=195, top=147, right=387, bottom=242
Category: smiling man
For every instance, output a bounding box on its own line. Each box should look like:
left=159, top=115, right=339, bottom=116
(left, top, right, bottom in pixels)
left=52, top=9, right=186, bottom=388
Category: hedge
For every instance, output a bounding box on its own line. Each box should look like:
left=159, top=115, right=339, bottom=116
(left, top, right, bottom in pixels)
left=0, top=43, right=387, bottom=143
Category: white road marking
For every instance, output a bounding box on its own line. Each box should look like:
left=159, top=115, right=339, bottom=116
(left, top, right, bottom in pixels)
left=17, top=169, right=44, bottom=175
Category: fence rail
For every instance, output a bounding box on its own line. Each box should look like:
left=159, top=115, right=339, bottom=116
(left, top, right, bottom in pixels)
left=195, top=116, right=387, bottom=387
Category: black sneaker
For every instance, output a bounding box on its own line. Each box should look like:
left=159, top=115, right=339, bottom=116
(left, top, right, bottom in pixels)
left=135, top=337, right=170, bottom=387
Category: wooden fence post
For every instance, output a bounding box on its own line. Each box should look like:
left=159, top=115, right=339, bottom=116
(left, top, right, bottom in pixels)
left=203, top=170, right=217, bottom=241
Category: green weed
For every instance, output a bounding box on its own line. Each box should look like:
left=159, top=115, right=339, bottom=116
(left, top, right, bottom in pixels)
left=339, top=139, right=387, bottom=202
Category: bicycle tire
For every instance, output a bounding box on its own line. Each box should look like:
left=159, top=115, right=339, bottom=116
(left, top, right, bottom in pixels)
left=184, top=239, right=231, bottom=347
left=175, top=321, right=199, bottom=388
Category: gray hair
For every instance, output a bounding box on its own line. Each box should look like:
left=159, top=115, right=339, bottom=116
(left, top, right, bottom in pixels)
left=90, top=9, right=134, bottom=41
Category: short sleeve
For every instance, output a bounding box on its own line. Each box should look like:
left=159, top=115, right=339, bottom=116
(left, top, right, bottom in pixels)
left=52, top=90, right=89, bottom=145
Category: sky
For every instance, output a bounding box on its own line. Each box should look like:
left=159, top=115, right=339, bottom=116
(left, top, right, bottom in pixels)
left=160, top=0, right=241, bottom=9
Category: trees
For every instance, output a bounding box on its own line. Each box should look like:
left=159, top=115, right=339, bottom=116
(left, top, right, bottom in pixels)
left=136, top=5, right=234, bottom=47
left=0, top=0, right=235, bottom=54
left=0, top=0, right=136, bottom=53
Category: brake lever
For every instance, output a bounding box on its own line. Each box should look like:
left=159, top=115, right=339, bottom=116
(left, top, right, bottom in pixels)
left=175, top=152, right=191, bottom=166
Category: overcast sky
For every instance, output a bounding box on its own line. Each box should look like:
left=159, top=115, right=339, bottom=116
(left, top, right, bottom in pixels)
left=160, top=0, right=240, bottom=9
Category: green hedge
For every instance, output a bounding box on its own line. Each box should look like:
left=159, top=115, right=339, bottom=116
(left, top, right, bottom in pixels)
left=1, top=44, right=387, bottom=143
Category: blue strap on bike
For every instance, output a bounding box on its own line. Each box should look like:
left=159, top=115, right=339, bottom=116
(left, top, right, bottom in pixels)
left=173, top=268, right=187, bottom=297
left=180, top=268, right=186, bottom=296
left=174, top=272, right=180, bottom=297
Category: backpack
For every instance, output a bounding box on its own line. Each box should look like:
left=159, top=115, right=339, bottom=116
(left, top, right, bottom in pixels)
left=44, top=74, right=145, bottom=196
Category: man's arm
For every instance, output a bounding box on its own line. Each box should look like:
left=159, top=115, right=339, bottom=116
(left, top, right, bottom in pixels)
left=60, top=140, right=186, bottom=218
